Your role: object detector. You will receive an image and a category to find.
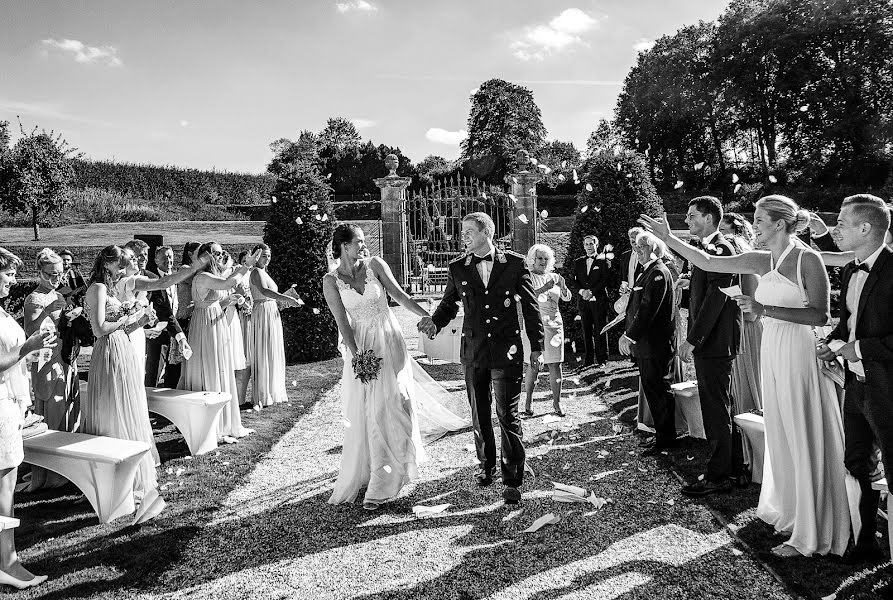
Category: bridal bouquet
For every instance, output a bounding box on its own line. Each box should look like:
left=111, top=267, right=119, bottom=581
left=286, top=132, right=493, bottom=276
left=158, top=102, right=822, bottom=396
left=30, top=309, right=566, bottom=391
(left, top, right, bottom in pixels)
left=352, top=350, right=383, bottom=384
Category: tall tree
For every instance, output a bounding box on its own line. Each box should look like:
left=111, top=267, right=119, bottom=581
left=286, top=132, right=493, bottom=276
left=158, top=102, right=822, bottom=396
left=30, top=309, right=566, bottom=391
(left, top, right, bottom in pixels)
left=0, top=126, right=77, bottom=240
left=318, top=117, right=362, bottom=156
left=461, top=79, right=548, bottom=168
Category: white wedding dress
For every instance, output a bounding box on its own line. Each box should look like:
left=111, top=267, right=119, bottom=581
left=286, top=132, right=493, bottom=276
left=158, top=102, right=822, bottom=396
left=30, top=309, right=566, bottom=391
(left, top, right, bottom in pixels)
left=327, top=261, right=470, bottom=506
left=754, top=244, right=850, bottom=556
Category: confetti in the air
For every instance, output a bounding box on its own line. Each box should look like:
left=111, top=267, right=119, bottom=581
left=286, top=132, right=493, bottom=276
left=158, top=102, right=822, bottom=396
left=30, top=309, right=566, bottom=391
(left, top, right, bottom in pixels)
left=557, top=174, right=566, bottom=182
left=315, top=214, right=321, bottom=220
left=769, top=175, right=778, bottom=183
left=326, top=173, right=332, bottom=179
left=530, top=157, right=538, bottom=165
left=580, top=205, right=588, bottom=213
left=309, top=204, right=318, bottom=210
left=508, top=194, right=517, bottom=204
left=731, top=174, right=739, bottom=184
left=799, top=104, right=809, bottom=112
left=295, top=217, right=303, bottom=224
left=585, top=183, right=593, bottom=192
left=694, top=162, right=704, bottom=171
left=312, top=308, right=320, bottom=315
left=674, top=181, right=684, bottom=189
left=734, top=183, right=742, bottom=193
left=271, top=196, right=277, bottom=203
left=517, top=214, right=529, bottom=224
left=383, top=465, right=392, bottom=474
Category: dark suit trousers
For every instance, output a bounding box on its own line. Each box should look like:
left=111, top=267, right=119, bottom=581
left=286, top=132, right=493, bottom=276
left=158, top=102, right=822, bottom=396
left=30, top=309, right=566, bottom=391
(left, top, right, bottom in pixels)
left=639, top=351, right=676, bottom=445
left=465, top=364, right=525, bottom=487
left=694, top=355, right=742, bottom=482
left=144, top=333, right=168, bottom=387
left=843, top=380, right=893, bottom=549
left=580, top=300, right=607, bottom=364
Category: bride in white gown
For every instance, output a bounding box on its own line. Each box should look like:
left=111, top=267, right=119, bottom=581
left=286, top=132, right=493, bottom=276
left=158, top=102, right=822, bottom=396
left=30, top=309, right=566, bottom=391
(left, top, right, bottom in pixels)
left=641, top=195, right=851, bottom=557
left=322, top=224, right=470, bottom=510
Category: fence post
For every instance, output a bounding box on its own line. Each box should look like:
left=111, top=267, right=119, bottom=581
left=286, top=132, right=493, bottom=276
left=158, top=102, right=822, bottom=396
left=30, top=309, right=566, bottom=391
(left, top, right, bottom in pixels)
left=505, top=149, right=542, bottom=255
left=374, top=154, right=412, bottom=290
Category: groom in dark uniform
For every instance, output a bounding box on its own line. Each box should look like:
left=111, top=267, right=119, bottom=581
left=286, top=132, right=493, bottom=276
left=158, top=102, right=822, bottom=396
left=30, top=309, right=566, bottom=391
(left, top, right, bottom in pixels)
left=679, top=196, right=742, bottom=497
left=419, top=212, right=544, bottom=505
left=817, top=195, right=893, bottom=566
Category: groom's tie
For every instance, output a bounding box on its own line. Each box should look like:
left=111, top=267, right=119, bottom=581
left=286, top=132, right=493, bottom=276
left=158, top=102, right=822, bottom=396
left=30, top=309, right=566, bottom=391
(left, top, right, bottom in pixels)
left=471, top=254, right=492, bottom=265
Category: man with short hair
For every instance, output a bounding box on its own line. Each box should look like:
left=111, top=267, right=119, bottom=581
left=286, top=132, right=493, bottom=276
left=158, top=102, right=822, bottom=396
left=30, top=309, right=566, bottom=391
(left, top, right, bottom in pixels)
left=123, top=239, right=157, bottom=280
left=570, top=234, right=611, bottom=366
left=56, top=248, right=86, bottom=301
left=818, top=195, right=893, bottom=566
left=145, top=245, right=188, bottom=387
left=419, top=212, right=544, bottom=505
left=680, top=196, right=743, bottom=497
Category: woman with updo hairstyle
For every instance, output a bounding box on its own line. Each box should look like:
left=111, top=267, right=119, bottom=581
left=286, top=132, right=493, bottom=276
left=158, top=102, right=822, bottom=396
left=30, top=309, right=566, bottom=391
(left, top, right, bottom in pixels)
left=21, top=248, right=80, bottom=491
left=719, top=212, right=764, bottom=472
left=0, top=247, right=56, bottom=589
left=249, top=242, right=302, bottom=408
left=641, top=195, right=851, bottom=558
left=179, top=241, right=261, bottom=440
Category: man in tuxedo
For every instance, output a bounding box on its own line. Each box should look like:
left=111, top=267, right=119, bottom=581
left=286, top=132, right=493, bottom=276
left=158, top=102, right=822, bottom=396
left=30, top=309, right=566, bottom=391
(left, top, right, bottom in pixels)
left=57, top=249, right=86, bottom=300
left=145, top=245, right=188, bottom=387
left=570, top=234, right=612, bottom=366
left=124, top=239, right=158, bottom=280
left=618, top=232, right=676, bottom=456
left=817, top=195, right=893, bottom=565
left=679, top=196, right=743, bottom=497
left=419, top=212, right=544, bottom=505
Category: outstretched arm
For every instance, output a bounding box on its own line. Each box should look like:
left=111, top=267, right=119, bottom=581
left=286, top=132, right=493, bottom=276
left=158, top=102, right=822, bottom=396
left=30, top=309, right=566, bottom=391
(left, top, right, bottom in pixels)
left=133, top=257, right=210, bottom=292
left=250, top=269, right=298, bottom=304
left=639, top=214, right=768, bottom=275
left=370, top=257, right=429, bottom=318
left=818, top=250, right=854, bottom=268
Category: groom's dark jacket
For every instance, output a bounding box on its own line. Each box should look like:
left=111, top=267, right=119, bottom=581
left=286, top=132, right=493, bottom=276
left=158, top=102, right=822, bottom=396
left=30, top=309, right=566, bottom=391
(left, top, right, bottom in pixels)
left=687, top=232, right=741, bottom=358
left=432, top=248, right=544, bottom=369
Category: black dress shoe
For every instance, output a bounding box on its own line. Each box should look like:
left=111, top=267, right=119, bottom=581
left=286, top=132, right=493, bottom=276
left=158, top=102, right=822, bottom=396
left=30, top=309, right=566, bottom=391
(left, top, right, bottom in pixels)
left=842, top=543, right=885, bottom=565
left=503, top=486, right=521, bottom=504
left=681, top=478, right=732, bottom=497
left=641, top=442, right=676, bottom=457
left=476, top=468, right=495, bottom=487
left=638, top=436, right=656, bottom=448
left=731, top=472, right=751, bottom=488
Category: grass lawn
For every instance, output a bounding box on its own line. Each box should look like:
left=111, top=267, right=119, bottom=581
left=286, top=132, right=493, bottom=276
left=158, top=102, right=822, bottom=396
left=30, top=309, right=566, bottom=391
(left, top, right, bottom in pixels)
left=6, top=305, right=890, bottom=599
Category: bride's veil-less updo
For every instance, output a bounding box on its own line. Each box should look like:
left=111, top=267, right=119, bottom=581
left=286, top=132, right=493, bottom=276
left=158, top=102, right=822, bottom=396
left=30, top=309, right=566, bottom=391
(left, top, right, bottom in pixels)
left=330, top=223, right=363, bottom=260
left=755, top=195, right=810, bottom=234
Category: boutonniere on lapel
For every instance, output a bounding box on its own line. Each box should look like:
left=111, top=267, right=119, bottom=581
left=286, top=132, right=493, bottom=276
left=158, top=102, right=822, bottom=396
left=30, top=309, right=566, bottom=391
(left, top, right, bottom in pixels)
left=495, top=250, right=507, bottom=264
left=702, top=237, right=718, bottom=253
left=604, top=244, right=615, bottom=260
left=464, top=254, right=473, bottom=267
left=654, top=275, right=663, bottom=281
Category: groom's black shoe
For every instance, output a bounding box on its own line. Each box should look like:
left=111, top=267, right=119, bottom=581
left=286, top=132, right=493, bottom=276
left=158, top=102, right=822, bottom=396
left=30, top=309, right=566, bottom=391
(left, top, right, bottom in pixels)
left=503, top=486, right=521, bottom=505
left=841, top=542, right=885, bottom=565
left=680, top=478, right=732, bottom=497
left=475, top=468, right=495, bottom=487
left=641, top=441, right=676, bottom=457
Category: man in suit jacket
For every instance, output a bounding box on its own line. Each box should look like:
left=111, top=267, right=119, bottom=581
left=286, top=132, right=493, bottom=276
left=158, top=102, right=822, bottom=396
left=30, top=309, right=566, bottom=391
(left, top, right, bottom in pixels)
left=145, top=245, right=188, bottom=387
left=570, top=234, right=612, bottom=366
left=619, top=232, right=676, bottom=455
left=419, top=212, right=544, bottom=505
left=817, top=195, right=893, bottom=564
left=679, top=196, right=743, bottom=497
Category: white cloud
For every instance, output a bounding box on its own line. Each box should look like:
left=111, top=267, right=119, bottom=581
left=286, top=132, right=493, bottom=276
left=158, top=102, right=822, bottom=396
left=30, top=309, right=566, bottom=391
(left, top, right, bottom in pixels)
left=336, top=0, right=377, bottom=13
left=180, top=120, right=190, bottom=128
left=40, top=38, right=122, bottom=66
left=511, top=8, right=599, bottom=61
left=426, top=128, right=467, bottom=145
left=633, top=38, right=655, bottom=52
left=350, top=118, right=376, bottom=129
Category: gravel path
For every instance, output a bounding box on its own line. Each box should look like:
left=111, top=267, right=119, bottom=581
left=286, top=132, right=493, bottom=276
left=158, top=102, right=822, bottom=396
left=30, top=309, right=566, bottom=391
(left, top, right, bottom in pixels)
left=149, top=308, right=792, bottom=600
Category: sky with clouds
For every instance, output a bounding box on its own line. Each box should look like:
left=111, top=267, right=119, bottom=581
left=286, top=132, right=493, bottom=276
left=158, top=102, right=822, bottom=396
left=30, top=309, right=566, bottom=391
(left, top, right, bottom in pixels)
left=1, top=0, right=728, bottom=174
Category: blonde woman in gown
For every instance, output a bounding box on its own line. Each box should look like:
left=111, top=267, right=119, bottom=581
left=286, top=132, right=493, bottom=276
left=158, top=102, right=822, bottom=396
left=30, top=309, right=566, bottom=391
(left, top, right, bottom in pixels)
left=323, top=224, right=470, bottom=509
left=179, top=242, right=259, bottom=441
left=641, top=195, right=851, bottom=557
left=21, top=249, right=80, bottom=491
left=221, top=252, right=250, bottom=407
left=83, top=245, right=196, bottom=525
left=249, top=243, right=300, bottom=408
left=0, top=247, right=55, bottom=589
left=520, top=244, right=571, bottom=416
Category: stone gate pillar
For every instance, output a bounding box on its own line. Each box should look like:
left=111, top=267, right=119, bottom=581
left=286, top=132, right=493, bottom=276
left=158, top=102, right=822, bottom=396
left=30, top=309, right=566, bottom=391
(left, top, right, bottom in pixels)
left=374, top=154, right=412, bottom=290
left=505, top=149, right=542, bottom=255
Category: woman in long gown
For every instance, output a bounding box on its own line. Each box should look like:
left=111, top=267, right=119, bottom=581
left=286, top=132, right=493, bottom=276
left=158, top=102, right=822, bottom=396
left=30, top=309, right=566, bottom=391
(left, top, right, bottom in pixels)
left=20, top=249, right=81, bottom=490
left=719, top=214, right=764, bottom=482
left=83, top=245, right=197, bottom=524
left=520, top=244, right=571, bottom=416
left=165, top=241, right=201, bottom=388
left=115, top=246, right=153, bottom=383
left=323, top=224, right=470, bottom=510
left=0, top=247, right=55, bottom=589
left=249, top=243, right=300, bottom=409
left=178, top=242, right=258, bottom=442
left=221, top=252, right=251, bottom=407
left=641, top=195, right=851, bottom=557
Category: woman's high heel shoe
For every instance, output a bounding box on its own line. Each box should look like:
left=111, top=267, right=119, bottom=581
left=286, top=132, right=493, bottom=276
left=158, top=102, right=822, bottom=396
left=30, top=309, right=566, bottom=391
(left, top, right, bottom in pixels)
left=0, top=570, right=48, bottom=590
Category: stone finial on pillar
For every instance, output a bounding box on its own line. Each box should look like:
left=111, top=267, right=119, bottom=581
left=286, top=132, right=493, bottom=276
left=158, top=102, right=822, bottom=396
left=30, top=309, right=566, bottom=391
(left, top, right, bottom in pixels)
left=375, top=154, right=412, bottom=290
left=505, top=149, right=542, bottom=255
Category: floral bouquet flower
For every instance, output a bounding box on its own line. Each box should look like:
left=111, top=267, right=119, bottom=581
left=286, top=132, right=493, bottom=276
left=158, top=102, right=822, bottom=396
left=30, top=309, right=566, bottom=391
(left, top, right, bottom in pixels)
left=352, top=349, right=383, bottom=384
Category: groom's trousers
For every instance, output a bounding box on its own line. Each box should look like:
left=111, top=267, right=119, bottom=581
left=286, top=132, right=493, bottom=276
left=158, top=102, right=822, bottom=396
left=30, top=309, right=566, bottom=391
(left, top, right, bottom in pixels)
left=465, top=364, right=525, bottom=487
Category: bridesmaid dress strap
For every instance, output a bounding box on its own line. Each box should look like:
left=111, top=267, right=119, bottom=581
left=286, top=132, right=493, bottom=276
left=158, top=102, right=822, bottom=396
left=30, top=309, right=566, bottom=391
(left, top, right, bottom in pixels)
left=795, top=248, right=809, bottom=305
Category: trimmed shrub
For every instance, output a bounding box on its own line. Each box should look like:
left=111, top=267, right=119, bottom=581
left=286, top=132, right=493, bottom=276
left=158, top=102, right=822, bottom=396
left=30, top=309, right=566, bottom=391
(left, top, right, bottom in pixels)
left=263, top=161, right=337, bottom=363
left=559, top=150, right=664, bottom=355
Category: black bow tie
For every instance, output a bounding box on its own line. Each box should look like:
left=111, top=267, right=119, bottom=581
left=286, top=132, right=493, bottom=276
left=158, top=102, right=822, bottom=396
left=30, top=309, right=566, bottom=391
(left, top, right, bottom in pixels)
left=471, top=254, right=493, bottom=265
left=855, top=262, right=871, bottom=274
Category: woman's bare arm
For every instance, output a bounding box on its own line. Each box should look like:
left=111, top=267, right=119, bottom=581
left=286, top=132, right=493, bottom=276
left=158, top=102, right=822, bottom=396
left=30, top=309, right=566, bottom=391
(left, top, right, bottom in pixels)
left=369, top=257, right=430, bottom=318
left=322, top=275, right=358, bottom=356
